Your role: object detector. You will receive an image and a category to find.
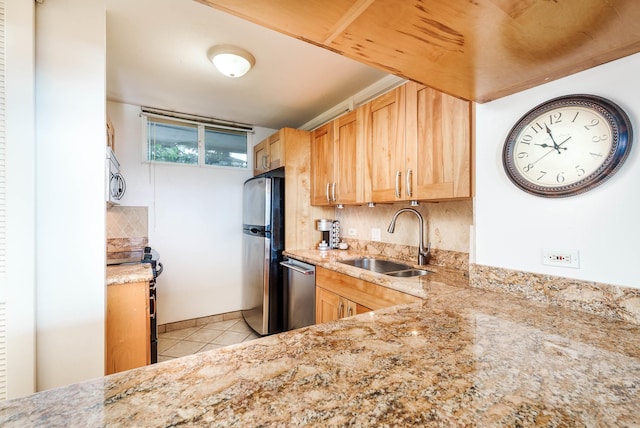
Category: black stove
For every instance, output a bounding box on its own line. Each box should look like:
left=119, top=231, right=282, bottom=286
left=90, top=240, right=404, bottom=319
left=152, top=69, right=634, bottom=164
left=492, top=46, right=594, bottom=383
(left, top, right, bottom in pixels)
left=141, top=246, right=163, bottom=278
left=142, top=246, right=161, bottom=364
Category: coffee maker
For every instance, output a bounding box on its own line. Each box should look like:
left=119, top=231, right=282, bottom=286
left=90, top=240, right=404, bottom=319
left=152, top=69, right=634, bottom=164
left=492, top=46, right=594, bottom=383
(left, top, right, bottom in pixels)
left=316, top=219, right=340, bottom=250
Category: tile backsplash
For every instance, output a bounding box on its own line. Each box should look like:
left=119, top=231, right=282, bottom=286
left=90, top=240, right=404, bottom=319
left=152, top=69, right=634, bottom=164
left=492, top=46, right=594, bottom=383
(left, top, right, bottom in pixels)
left=106, top=206, right=148, bottom=239
left=334, top=200, right=472, bottom=253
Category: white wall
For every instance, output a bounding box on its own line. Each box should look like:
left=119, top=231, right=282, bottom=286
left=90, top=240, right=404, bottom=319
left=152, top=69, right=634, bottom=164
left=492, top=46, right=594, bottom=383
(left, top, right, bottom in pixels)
left=107, top=101, right=277, bottom=324
left=475, top=53, right=640, bottom=289
left=4, top=0, right=36, bottom=398
left=35, top=0, right=106, bottom=390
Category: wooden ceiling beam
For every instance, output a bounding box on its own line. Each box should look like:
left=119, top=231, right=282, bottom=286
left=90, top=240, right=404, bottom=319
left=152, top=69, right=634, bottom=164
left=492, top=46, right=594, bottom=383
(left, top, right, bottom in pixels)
left=197, top=0, right=640, bottom=103
left=322, top=0, right=376, bottom=44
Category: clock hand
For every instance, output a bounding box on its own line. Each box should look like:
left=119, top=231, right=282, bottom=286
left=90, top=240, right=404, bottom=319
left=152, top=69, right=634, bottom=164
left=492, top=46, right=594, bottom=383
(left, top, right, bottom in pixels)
left=545, top=124, right=565, bottom=154
left=558, top=136, right=572, bottom=146
left=525, top=135, right=574, bottom=171
left=535, top=143, right=555, bottom=149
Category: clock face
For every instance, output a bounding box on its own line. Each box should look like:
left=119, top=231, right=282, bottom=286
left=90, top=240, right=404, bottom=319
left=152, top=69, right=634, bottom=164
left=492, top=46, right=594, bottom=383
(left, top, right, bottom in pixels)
left=503, top=95, right=633, bottom=197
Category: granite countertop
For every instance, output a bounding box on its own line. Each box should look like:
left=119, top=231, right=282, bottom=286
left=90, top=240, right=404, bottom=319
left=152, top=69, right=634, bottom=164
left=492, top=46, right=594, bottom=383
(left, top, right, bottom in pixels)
left=284, top=248, right=470, bottom=298
left=2, top=253, right=640, bottom=426
left=106, top=263, right=153, bottom=286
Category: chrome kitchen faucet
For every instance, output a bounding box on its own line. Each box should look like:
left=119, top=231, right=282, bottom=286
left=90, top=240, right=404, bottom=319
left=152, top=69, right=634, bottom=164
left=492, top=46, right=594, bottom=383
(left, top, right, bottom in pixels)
left=387, top=208, right=431, bottom=265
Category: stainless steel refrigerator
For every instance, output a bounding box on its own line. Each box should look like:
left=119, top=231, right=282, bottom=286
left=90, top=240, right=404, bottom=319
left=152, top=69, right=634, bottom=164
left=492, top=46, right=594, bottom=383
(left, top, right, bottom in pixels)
left=241, top=175, right=285, bottom=335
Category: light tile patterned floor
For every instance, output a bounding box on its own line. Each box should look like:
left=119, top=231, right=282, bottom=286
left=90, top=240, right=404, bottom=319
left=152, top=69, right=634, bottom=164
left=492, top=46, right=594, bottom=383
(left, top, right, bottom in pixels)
left=158, top=318, right=259, bottom=362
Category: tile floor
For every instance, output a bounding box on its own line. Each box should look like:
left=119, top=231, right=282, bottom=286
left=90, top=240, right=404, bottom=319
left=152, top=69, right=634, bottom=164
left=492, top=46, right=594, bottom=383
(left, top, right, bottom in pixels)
left=158, top=318, right=260, bottom=362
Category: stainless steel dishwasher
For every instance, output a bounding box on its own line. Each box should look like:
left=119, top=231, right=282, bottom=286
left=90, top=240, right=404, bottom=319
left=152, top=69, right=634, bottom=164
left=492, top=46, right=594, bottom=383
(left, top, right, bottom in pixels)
left=280, top=258, right=315, bottom=331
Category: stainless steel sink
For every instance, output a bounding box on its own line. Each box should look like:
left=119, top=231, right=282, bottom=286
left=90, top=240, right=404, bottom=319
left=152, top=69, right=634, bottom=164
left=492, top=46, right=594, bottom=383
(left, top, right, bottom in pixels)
left=385, top=269, right=430, bottom=277
left=338, top=258, right=412, bottom=273
left=338, top=258, right=431, bottom=277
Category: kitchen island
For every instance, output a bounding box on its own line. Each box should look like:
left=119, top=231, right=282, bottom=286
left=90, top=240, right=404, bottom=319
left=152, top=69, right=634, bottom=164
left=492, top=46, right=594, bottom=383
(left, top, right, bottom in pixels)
left=2, top=254, right=639, bottom=426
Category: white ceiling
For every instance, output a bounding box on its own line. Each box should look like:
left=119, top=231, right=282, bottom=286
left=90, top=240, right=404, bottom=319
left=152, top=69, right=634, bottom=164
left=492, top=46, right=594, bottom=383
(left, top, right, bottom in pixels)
left=106, top=0, right=389, bottom=130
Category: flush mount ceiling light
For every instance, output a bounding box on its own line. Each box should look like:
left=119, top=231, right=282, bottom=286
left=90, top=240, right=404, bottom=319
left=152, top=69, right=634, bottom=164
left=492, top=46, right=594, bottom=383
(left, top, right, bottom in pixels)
left=207, top=45, right=255, bottom=78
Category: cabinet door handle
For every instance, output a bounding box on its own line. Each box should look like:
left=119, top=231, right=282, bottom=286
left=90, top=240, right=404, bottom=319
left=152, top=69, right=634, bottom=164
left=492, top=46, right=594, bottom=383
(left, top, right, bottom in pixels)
left=326, top=183, right=331, bottom=203
left=332, top=182, right=337, bottom=202
left=395, top=171, right=401, bottom=198
left=262, top=155, right=269, bottom=170
left=347, top=305, right=353, bottom=317
left=406, top=169, right=413, bottom=198
left=338, top=301, right=344, bottom=318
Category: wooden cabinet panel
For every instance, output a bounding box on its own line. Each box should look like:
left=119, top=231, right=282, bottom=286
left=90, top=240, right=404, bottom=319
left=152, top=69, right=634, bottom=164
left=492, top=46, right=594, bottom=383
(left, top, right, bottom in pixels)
left=281, top=128, right=334, bottom=251
left=198, top=1, right=640, bottom=106
left=106, top=281, right=150, bottom=375
left=253, top=130, right=286, bottom=176
left=346, top=299, right=370, bottom=317
left=253, top=140, right=268, bottom=176
left=315, top=286, right=372, bottom=325
left=311, top=82, right=472, bottom=206
left=315, top=286, right=342, bottom=324
left=334, top=110, right=363, bottom=204
left=267, top=132, right=284, bottom=170
left=310, top=110, right=365, bottom=206
left=314, top=266, right=420, bottom=324
left=366, top=82, right=472, bottom=203
left=406, top=82, right=472, bottom=200
left=310, top=122, right=334, bottom=206
left=364, top=87, right=406, bottom=203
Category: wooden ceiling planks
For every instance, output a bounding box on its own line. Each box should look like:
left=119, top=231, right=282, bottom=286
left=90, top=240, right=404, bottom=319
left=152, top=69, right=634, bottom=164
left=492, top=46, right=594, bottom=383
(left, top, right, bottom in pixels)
left=197, top=0, right=640, bottom=103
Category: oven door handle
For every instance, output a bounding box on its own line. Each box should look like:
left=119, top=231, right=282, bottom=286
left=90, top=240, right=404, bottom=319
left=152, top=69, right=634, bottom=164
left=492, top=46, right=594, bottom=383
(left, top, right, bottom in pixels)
left=149, top=293, right=156, bottom=319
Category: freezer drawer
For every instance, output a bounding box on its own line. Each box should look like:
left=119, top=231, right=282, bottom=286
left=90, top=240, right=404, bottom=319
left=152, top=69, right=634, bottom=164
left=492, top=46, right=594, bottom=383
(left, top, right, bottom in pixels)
left=281, top=259, right=316, bottom=331
left=242, top=232, right=270, bottom=335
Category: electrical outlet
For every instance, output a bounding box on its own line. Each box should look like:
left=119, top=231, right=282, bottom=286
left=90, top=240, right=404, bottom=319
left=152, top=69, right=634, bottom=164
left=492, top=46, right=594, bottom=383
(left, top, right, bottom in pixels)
left=371, top=228, right=381, bottom=242
left=348, top=228, right=357, bottom=237
left=542, top=249, right=580, bottom=268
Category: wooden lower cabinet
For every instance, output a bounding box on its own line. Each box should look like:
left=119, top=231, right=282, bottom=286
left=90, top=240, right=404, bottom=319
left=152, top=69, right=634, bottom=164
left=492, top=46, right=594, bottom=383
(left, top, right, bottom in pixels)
left=315, top=267, right=421, bottom=324
left=106, top=281, right=150, bottom=375
left=316, top=287, right=371, bottom=324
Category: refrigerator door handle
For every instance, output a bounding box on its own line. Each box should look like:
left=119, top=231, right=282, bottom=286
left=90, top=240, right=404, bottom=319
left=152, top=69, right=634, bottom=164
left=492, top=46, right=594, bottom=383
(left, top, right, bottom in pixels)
left=280, top=261, right=315, bottom=275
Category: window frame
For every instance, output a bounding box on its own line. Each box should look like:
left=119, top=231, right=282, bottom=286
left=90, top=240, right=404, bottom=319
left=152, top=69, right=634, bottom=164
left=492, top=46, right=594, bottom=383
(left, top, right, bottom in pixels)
left=141, top=112, right=251, bottom=170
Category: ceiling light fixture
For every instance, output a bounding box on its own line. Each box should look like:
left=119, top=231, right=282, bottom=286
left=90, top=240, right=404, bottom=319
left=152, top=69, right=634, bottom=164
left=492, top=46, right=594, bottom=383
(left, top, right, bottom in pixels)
left=207, top=45, right=255, bottom=78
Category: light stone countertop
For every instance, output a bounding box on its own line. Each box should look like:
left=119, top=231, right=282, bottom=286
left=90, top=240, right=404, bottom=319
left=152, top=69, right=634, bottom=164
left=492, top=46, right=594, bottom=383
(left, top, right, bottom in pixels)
left=2, top=252, right=639, bottom=426
left=284, top=248, right=470, bottom=298
left=106, top=263, right=153, bottom=286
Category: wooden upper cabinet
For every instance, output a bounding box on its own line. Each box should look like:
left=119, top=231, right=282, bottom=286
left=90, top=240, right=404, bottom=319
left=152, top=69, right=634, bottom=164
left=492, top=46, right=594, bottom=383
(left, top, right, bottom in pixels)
left=311, top=110, right=364, bottom=206
left=364, top=86, right=406, bottom=203
left=366, top=82, right=472, bottom=202
left=267, top=132, right=284, bottom=170
left=311, top=81, right=472, bottom=205
left=406, top=82, right=472, bottom=200
left=334, top=110, right=363, bottom=204
left=253, top=131, right=286, bottom=176
left=310, top=122, right=334, bottom=206
left=253, top=139, right=269, bottom=176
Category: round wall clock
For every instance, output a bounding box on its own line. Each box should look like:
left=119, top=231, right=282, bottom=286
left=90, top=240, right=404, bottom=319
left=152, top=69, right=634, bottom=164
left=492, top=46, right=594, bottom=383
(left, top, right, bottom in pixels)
left=502, top=94, right=633, bottom=197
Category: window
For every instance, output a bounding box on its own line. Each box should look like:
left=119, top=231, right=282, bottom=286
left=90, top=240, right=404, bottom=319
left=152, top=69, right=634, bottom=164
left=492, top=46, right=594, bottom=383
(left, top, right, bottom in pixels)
left=204, top=128, right=247, bottom=168
left=143, top=108, right=250, bottom=169
left=147, top=118, right=199, bottom=164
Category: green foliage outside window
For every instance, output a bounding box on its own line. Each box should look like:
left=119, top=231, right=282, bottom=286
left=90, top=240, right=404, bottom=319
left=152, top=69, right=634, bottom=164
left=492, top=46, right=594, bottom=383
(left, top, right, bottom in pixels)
left=146, top=116, right=247, bottom=168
